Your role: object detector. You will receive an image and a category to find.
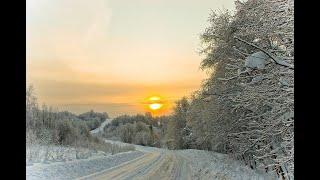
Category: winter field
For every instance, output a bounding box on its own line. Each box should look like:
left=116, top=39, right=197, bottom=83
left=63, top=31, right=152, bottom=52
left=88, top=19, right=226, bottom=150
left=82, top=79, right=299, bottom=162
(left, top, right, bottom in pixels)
left=26, top=120, right=277, bottom=180
left=26, top=142, right=277, bottom=180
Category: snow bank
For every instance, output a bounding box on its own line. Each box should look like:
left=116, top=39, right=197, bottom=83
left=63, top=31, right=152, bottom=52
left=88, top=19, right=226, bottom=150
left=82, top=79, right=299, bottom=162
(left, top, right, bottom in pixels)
left=178, top=149, right=277, bottom=180
left=26, top=145, right=109, bottom=165
left=26, top=150, right=144, bottom=180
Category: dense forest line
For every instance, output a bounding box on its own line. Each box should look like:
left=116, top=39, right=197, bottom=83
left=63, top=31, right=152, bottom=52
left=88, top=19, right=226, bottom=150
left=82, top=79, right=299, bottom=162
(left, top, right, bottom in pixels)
left=105, top=0, right=294, bottom=179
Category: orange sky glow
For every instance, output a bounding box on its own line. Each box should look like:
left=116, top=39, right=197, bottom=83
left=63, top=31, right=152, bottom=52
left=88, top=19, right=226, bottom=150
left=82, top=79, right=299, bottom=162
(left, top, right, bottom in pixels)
left=26, top=0, right=235, bottom=117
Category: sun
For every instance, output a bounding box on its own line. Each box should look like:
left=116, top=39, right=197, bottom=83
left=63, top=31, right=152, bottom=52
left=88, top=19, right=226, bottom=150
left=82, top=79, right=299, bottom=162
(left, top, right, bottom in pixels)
left=146, top=96, right=164, bottom=111
left=149, top=103, right=163, bottom=110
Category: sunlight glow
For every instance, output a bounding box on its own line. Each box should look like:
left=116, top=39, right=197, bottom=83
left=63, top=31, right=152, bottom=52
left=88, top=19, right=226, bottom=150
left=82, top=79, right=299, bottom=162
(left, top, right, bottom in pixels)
left=149, top=103, right=163, bottom=110
left=149, top=96, right=160, bottom=101
left=26, top=0, right=234, bottom=116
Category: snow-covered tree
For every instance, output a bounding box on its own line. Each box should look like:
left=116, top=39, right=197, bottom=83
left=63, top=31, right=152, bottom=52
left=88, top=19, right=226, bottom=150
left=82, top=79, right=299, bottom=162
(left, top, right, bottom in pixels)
left=179, top=0, right=294, bottom=178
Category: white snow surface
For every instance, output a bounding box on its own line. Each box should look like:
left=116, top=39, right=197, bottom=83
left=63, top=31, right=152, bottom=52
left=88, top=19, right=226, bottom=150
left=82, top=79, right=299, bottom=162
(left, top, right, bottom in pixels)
left=26, top=119, right=276, bottom=180
left=104, top=139, right=164, bottom=153
left=26, top=119, right=143, bottom=180
left=102, top=140, right=277, bottom=179
left=26, top=150, right=144, bottom=180
left=26, top=141, right=276, bottom=180
left=178, top=149, right=277, bottom=180
left=26, top=145, right=109, bottom=165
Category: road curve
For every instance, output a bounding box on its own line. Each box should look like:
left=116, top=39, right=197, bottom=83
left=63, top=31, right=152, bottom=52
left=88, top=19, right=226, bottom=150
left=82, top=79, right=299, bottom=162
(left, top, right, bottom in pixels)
left=88, top=121, right=193, bottom=180
left=78, top=148, right=192, bottom=180
left=90, top=118, right=112, bottom=135
left=76, top=140, right=274, bottom=180
left=27, top=138, right=274, bottom=180
left=27, top=118, right=272, bottom=179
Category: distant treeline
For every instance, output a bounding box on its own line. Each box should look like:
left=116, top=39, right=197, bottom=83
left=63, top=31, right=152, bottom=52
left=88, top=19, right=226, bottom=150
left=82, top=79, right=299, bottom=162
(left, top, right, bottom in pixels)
left=103, top=113, right=169, bottom=147
left=56, top=110, right=109, bottom=130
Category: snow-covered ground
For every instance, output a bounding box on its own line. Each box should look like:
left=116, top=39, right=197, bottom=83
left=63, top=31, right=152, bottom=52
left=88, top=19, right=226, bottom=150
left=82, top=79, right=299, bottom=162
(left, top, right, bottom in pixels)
left=26, top=141, right=276, bottom=180
left=178, top=149, right=277, bottom=180
left=26, top=150, right=144, bottom=180
left=90, top=140, right=277, bottom=180
left=26, top=145, right=109, bottom=165
left=26, top=119, right=142, bottom=180
left=26, top=119, right=277, bottom=180
left=104, top=139, right=164, bottom=153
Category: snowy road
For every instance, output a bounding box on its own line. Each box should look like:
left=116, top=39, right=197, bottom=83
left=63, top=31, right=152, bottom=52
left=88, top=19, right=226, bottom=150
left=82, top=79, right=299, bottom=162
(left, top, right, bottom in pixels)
left=78, top=144, right=192, bottom=180
left=27, top=140, right=276, bottom=180
left=26, top=151, right=144, bottom=180
left=77, top=141, right=275, bottom=180
left=27, top=119, right=276, bottom=180
left=90, top=118, right=112, bottom=135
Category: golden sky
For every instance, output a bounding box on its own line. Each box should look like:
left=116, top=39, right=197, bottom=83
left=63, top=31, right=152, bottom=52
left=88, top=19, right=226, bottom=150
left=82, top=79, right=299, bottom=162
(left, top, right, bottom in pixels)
left=26, top=0, right=235, bottom=117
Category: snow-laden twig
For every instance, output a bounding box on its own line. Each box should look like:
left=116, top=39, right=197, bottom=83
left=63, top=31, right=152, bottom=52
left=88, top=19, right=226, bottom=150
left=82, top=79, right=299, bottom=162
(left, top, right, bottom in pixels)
left=234, top=36, right=294, bottom=69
